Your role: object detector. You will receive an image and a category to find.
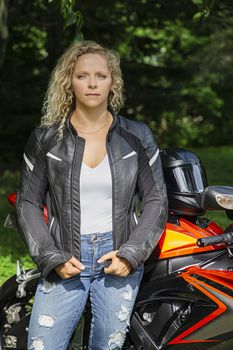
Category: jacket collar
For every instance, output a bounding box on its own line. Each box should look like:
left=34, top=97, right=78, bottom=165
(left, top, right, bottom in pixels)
left=66, top=107, right=118, bottom=139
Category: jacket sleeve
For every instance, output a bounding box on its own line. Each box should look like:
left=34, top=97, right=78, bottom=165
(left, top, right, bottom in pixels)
left=116, top=122, right=168, bottom=271
left=15, top=127, right=72, bottom=278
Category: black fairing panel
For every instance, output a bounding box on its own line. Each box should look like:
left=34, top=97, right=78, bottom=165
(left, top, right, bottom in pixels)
left=132, top=250, right=233, bottom=350
left=132, top=272, right=217, bottom=350
left=142, top=249, right=230, bottom=285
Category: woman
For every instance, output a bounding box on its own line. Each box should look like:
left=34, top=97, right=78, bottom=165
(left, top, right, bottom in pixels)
left=16, top=40, right=168, bottom=350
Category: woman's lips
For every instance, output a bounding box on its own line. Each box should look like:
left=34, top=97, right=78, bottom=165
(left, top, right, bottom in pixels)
left=85, top=93, right=100, bottom=96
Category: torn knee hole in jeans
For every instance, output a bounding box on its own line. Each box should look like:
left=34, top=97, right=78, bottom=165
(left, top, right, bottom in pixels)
left=40, top=279, right=56, bottom=294
left=117, top=305, right=130, bottom=323
left=38, top=314, right=55, bottom=328
left=110, top=303, right=131, bottom=348
left=121, top=284, right=133, bottom=301
left=29, top=338, right=44, bottom=350
left=108, top=330, right=126, bottom=349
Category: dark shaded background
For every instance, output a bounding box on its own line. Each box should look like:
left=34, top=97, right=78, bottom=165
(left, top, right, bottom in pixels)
left=0, top=0, right=233, bottom=286
left=0, top=0, right=233, bottom=172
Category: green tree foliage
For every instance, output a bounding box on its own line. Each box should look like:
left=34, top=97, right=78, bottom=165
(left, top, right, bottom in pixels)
left=0, top=0, right=232, bottom=168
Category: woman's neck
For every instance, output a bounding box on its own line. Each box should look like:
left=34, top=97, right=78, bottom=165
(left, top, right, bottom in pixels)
left=72, top=104, right=111, bottom=127
left=70, top=105, right=113, bottom=133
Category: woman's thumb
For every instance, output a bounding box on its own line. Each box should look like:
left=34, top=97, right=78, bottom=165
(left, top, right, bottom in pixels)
left=70, top=257, right=85, bottom=270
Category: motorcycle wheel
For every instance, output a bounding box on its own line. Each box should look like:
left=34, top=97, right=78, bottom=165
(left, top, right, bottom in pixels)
left=0, top=274, right=90, bottom=350
left=0, top=273, right=38, bottom=350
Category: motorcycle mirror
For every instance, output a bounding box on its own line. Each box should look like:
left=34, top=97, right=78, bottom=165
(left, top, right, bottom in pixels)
left=201, top=186, right=233, bottom=211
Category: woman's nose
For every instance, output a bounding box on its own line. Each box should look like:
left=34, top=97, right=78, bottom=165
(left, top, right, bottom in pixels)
left=88, top=78, right=97, bottom=88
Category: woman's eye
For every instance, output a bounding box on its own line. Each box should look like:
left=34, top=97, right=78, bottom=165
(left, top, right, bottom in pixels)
left=75, top=74, right=107, bottom=79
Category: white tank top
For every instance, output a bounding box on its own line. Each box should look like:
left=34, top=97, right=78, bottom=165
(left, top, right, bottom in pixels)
left=80, top=153, right=113, bottom=234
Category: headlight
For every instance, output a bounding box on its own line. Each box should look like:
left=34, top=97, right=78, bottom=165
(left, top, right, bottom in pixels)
left=216, top=194, right=233, bottom=210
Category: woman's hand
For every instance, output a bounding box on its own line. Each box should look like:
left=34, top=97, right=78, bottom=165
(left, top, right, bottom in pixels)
left=55, top=256, right=85, bottom=279
left=97, top=250, right=132, bottom=277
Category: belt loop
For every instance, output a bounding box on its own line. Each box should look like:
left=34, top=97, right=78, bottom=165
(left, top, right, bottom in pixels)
left=92, top=233, right=97, bottom=242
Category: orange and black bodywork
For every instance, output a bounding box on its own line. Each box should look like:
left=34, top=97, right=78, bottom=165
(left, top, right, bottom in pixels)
left=129, top=215, right=233, bottom=350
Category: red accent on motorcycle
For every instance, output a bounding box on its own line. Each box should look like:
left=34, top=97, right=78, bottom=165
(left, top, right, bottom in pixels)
left=7, top=191, right=48, bottom=224
left=7, top=192, right=17, bottom=206
left=168, top=266, right=233, bottom=345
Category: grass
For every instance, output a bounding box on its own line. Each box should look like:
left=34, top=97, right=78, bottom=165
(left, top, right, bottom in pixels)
left=0, top=171, right=35, bottom=285
left=0, top=146, right=232, bottom=285
left=191, top=146, right=233, bottom=227
left=192, top=146, right=233, bottom=185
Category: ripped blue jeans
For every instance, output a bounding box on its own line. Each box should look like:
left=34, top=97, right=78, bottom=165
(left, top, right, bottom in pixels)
left=27, top=231, right=144, bottom=350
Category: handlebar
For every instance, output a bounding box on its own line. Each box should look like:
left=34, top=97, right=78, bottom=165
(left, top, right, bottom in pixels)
left=197, top=231, right=233, bottom=247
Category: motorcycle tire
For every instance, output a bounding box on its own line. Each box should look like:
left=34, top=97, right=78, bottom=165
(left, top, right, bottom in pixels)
left=0, top=273, right=38, bottom=350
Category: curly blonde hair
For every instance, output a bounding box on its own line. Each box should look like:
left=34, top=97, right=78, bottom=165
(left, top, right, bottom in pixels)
left=40, top=40, right=125, bottom=140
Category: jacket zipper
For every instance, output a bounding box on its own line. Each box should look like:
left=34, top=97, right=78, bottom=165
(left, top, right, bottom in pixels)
left=70, top=136, right=77, bottom=258
left=106, top=133, right=115, bottom=249
left=47, top=180, right=64, bottom=249
left=71, top=134, right=85, bottom=260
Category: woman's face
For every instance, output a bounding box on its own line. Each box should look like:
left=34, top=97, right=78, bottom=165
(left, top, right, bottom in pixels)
left=72, top=53, right=113, bottom=110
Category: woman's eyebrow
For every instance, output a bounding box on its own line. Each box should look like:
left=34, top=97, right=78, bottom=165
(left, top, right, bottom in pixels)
left=74, top=70, right=109, bottom=74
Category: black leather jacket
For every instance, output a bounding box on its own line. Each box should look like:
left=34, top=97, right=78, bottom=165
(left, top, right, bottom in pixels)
left=15, top=110, right=168, bottom=279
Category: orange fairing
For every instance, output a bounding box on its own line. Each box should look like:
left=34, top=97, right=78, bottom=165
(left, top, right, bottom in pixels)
left=168, top=266, right=233, bottom=344
left=157, top=218, right=224, bottom=259
left=186, top=266, right=233, bottom=291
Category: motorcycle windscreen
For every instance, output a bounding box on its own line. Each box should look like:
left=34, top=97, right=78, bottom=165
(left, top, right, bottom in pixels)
left=164, top=163, right=208, bottom=194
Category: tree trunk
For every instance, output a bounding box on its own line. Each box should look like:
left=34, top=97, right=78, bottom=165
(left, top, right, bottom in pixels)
left=0, top=0, right=8, bottom=69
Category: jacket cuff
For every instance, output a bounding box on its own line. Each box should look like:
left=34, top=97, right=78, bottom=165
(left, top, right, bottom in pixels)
left=38, top=252, right=73, bottom=279
left=116, top=250, right=141, bottom=272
